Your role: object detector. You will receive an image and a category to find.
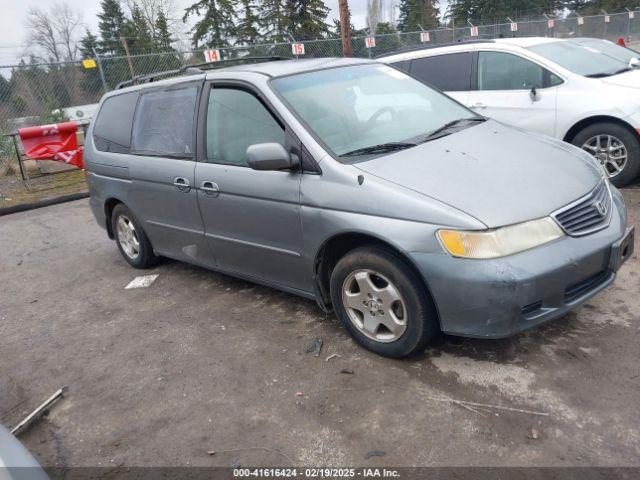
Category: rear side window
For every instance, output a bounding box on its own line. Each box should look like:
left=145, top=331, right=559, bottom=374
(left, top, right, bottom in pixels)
left=410, top=53, right=473, bottom=91
left=131, top=85, right=198, bottom=158
left=93, top=92, right=138, bottom=153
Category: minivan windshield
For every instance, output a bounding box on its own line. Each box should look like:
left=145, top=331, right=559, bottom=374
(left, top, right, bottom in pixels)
left=527, top=40, right=632, bottom=77
left=271, top=64, right=480, bottom=161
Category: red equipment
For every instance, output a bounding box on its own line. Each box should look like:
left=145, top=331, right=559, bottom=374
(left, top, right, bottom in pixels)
left=18, top=121, right=84, bottom=169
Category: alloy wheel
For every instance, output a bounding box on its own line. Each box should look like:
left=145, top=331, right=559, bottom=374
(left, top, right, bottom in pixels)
left=116, top=215, right=140, bottom=259
left=581, top=134, right=628, bottom=178
left=341, top=269, right=407, bottom=343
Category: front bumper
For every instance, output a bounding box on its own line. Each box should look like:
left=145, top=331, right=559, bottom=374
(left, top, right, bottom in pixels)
left=411, top=187, right=632, bottom=338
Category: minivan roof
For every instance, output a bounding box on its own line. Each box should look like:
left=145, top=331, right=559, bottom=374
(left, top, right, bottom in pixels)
left=217, top=56, right=375, bottom=77
left=111, top=57, right=377, bottom=94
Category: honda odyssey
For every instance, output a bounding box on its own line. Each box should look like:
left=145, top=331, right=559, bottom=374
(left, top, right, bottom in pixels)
left=85, top=58, right=634, bottom=357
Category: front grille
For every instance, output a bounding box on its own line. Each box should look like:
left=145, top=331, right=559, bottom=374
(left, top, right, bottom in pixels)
left=553, top=181, right=611, bottom=236
left=564, top=270, right=610, bottom=303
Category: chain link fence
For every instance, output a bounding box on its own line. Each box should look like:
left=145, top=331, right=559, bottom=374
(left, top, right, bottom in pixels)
left=2, top=10, right=640, bottom=175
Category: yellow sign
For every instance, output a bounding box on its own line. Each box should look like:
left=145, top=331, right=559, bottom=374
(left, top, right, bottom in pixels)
left=82, top=59, right=97, bottom=69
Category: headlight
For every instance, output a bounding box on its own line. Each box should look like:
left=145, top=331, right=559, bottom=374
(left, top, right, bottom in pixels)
left=437, top=217, right=564, bottom=259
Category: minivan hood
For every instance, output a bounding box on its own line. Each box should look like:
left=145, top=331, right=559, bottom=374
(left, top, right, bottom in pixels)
left=354, top=120, right=602, bottom=228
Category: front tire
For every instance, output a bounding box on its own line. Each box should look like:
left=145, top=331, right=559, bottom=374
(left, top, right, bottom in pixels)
left=329, top=246, right=438, bottom=358
left=111, top=204, right=158, bottom=269
left=572, top=122, right=640, bottom=187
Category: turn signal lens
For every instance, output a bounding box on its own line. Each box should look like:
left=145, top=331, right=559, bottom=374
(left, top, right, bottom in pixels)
left=437, top=217, right=564, bottom=259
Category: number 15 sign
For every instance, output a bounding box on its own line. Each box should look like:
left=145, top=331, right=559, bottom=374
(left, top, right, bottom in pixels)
left=291, top=43, right=305, bottom=55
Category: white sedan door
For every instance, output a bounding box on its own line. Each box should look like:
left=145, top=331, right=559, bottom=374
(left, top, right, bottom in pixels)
left=465, top=51, right=562, bottom=137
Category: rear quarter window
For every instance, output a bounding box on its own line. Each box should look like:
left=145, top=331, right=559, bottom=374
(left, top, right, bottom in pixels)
left=410, top=53, right=474, bottom=91
left=92, top=92, right=139, bottom=153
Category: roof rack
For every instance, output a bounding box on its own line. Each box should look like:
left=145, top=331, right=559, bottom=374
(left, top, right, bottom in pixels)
left=375, top=39, right=495, bottom=59
left=115, top=56, right=291, bottom=90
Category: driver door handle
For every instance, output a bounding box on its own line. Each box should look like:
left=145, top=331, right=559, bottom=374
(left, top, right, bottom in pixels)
left=200, top=180, right=220, bottom=197
left=173, top=176, right=191, bottom=192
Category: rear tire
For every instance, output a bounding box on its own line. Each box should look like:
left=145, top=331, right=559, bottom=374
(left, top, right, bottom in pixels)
left=329, top=246, right=438, bottom=358
left=111, top=204, right=158, bottom=269
left=572, top=122, right=640, bottom=187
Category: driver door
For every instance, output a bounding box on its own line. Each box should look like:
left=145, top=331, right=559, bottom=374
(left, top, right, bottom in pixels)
left=466, top=51, right=561, bottom=137
left=194, top=83, right=307, bottom=291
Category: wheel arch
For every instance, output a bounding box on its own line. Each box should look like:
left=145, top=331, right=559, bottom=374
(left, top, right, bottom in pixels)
left=563, top=115, right=640, bottom=144
left=104, top=197, right=124, bottom=239
left=312, top=231, right=442, bottom=329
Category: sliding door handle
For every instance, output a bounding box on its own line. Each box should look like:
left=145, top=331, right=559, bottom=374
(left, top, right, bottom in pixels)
left=173, top=177, right=191, bottom=192
left=200, top=180, right=220, bottom=197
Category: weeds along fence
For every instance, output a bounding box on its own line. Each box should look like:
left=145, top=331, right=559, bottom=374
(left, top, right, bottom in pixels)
left=1, top=10, right=640, bottom=175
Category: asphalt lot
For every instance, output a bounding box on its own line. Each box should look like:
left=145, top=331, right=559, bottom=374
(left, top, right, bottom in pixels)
left=1, top=191, right=639, bottom=468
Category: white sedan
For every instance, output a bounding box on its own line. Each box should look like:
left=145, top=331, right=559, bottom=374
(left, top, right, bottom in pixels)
left=380, top=37, right=640, bottom=186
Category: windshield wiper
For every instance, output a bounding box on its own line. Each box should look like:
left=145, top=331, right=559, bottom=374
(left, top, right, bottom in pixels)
left=419, top=117, right=486, bottom=143
left=586, top=67, right=633, bottom=78
left=340, top=142, right=417, bottom=157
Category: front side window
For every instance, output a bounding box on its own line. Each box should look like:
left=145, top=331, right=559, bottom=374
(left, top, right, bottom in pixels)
left=478, top=52, right=547, bottom=90
left=131, top=85, right=197, bottom=157
left=410, top=53, right=474, bottom=91
left=206, top=87, right=285, bottom=166
left=271, top=64, right=478, bottom=162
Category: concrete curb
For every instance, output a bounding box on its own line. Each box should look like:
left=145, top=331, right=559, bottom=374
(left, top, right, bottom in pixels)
left=0, top=192, right=89, bottom=217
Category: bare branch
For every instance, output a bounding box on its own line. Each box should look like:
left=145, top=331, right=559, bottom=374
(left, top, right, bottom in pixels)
left=23, top=2, right=84, bottom=63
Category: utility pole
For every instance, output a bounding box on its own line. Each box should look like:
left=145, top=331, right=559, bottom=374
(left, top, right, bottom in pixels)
left=339, top=0, right=353, bottom=57
left=120, top=36, right=135, bottom=79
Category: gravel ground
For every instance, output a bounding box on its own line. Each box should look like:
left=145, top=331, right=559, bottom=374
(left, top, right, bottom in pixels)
left=0, top=192, right=639, bottom=468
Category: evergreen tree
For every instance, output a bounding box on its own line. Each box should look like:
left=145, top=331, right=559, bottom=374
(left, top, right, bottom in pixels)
left=398, top=0, right=439, bottom=32
left=236, top=0, right=261, bottom=45
left=184, top=0, right=236, bottom=48
left=0, top=75, right=14, bottom=104
left=259, top=0, right=288, bottom=42
left=448, top=0, right=560, bottom=24
left=125, top=4, right=154, bottom=54
left=79, top=29, right=103, bottom=94
left=80, top=29, right=100, bottom=58
left=152, top=8, right=182, bottom=73
left=98, top=0, right=127, bottom=54
left=564, top=0, right=640, bottom=14
left=154, top=8, right=174, bottom=50
left=295, top=0, right=331, bottom=39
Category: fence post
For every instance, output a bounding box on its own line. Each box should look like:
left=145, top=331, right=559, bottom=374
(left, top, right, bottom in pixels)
left=92, top=48, right=109, bottom=93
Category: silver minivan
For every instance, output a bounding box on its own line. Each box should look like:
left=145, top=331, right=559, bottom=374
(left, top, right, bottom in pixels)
left=85, top=57, right=634, bottom=357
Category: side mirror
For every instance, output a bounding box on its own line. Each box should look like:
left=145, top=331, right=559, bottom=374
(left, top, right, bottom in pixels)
left=246, top=143, right=299, bottom=171
left=529, top=85, right=539, bottom=102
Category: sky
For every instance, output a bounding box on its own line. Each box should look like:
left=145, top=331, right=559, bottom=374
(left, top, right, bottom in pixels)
left=0, top=0, right=372, bottom=66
